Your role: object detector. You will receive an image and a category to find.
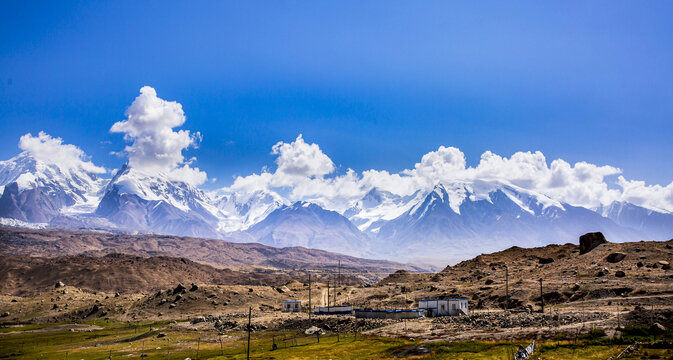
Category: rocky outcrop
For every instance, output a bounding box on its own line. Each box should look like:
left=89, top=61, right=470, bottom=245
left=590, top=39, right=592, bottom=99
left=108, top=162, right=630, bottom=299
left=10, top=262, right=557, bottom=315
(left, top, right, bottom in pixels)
left=579, top=232, right=607, bottom=255
left=606, top=252, right=627, bottom=263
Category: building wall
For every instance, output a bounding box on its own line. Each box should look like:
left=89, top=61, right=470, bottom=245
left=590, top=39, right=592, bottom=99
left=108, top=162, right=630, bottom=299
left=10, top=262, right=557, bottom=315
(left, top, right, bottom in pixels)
left=420, top=299, right=468, bottom=316
left=282, top=302, right=301, bottom=312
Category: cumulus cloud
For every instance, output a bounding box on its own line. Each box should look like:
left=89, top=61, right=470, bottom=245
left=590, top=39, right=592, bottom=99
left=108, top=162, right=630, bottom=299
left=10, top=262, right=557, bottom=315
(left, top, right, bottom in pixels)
left=270, top=134, right=334, bottom=186
left=223, top=134, right=673, bottom=213
left=618, top=176, right=673, bottom=212
left=19, top=132, right=105, bottom=174
left=111, top=86, right=207, bottom=186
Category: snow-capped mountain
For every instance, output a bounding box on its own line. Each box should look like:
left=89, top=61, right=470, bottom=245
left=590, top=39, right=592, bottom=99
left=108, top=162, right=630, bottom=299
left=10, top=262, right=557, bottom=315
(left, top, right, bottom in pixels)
left=212, top=189, right=287, bottom=232
left=598, top=201, right=673, bottom=240
left=369, top=182, right=643, bottom=263
left=343, top=188, right=424, bottom=233
left=0, top=152, right=106, bottom=222
left=246, top=201, right=372, bottom=257
left=95, top=164, right=221, bottom=238
left=0, top=149, right=671, bottom=264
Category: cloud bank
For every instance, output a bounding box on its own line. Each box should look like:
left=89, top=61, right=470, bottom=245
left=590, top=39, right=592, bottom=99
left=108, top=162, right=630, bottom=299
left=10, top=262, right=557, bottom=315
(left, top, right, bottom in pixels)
left=226, top=134, right=673, bottom=213
left=10, top=86, right=673, bottom=215
left=110, top=86, right=207, bottom=186
left=19, top=132, right=106, bottom=174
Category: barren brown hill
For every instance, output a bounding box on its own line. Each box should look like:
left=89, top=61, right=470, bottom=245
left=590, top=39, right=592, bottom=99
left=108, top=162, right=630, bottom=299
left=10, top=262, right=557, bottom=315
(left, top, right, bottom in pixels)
left=371, top=238, right=673, bottom=311
left=0, top=227, right=426, bottom=275
left=0, top=253, right=304, bottom=296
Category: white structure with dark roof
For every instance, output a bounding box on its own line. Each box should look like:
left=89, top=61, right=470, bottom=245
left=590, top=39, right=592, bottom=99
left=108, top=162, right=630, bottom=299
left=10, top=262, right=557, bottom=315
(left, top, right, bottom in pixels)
left=282, top=300, right=301, bottom=312
left=419, top=298, right=468, bottom=317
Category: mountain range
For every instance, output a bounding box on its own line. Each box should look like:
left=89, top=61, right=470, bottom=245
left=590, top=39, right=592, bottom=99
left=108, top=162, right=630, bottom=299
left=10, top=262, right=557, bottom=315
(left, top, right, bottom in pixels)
left=1, top=151, right=671, bottom=265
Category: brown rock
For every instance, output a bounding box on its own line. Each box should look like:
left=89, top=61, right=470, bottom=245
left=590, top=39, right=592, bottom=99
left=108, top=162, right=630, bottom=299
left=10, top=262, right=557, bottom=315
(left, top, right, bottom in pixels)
left=580, top=232, right=607, bottom=255
left=606, top=252, right=627, bottom=263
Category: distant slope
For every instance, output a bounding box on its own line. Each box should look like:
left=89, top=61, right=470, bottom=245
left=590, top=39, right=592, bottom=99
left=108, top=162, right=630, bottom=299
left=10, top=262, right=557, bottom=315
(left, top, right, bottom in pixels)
left=599, top=201, right=673, bottom=240
left=247, top=201, right=372, bottom=258
left=0, top=227, right=427, bottom=274
left=0, top=253, right=298, bottom=296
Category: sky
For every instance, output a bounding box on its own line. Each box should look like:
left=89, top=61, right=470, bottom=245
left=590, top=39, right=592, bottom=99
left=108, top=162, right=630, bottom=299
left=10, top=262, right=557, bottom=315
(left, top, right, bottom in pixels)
left=1, top=1, right=673, bottom=210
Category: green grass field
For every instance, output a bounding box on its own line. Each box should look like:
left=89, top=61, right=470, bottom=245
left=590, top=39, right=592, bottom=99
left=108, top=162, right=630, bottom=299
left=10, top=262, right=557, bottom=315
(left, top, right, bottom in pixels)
left=1, top=320, right=671, bottom=359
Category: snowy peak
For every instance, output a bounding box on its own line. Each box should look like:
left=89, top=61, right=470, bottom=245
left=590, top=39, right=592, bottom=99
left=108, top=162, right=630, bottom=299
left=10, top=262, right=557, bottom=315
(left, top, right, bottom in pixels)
left=213, top=189, right=287, bottom=232
left=104, top=164, right=212, bottom=213
left=409, top=183, right=468, bottom=217
left=0, top=152, right=106, bottom=221
left=598, top=201, right=673, bottom=240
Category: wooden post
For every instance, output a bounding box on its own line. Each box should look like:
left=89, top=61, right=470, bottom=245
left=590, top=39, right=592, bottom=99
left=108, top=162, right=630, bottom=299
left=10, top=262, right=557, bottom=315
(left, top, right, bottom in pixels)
left=539, top=278, right=544, bottom=313
left=327, top=280, right=330, bottom=311
left=308, top=273, right=312, bottom=323
left=617, top=303, right=620, bottom=329
left=247, top=306, right=252, bottom=360
left=220, top=336, right=224, bottom=355
left=505, top=266, right=509, bottom=310
left=196, top=337, right=200, bottom=359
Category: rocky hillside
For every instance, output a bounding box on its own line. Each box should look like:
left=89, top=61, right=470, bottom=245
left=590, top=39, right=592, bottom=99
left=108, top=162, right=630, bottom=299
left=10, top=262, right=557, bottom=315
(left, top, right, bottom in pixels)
left=0, top=254, right=300, bottom=296
left=368, top=234, right=673, bottom=311
left=0, top=227, right=427, bottom=275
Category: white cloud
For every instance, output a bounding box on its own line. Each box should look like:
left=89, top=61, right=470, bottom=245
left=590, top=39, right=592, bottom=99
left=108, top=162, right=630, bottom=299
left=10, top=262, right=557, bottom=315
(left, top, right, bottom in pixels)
left=269, top=134, right=334, bottom=187
left=617, top=176, right=673, bottom=212
left=222, top=134, right=673, bottom=214
left=110, top=86, right=207, bottom=186
left=19, top=132, right=105, bottom=174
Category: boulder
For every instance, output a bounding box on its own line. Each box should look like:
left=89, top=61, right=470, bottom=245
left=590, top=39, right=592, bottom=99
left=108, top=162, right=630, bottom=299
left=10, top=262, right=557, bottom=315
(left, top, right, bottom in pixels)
left=659, top=261, right=671, bottom=270
left=190, top=283, right=199, bottom=292
left=615, top=270, right=626, bottom=278
left=55, top=281, right=65, bottom=288
left=173, top=284, right=186, bottom=294
left=169, top=303, right=176, bottom=309
left=596, top=268, right=609, bottom=277
left=606, top=252, right=627, bottom=263
left=191, top=316, right=206, bottom=324
left=276, top=286, right=291, bottom=293
left=580, top=232, right=607, bottom=255
left=304, top=326, right=324, bottom=335
left=650, top=323, right=666, bottom=334
left=538, top=257, right=554, bottom=264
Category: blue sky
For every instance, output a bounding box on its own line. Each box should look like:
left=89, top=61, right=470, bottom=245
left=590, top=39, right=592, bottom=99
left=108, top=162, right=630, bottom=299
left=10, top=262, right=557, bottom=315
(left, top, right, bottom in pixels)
left=1, top=1, right=673, bottom=189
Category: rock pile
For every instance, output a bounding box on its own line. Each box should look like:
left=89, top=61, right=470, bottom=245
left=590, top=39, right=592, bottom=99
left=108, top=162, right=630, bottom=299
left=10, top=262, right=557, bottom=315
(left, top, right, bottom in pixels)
left=432, top=311, right=610, bottom=330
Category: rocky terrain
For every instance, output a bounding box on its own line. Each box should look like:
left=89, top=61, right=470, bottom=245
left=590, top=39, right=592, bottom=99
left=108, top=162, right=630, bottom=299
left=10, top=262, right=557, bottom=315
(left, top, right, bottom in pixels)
left=0, top=231, right=670, bottom=345
left=0, top=227, right=427, bottom=274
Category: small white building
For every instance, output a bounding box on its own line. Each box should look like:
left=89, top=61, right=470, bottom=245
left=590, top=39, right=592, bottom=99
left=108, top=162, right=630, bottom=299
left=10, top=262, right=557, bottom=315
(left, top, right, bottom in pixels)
left=419, top=298, right=469, bottom=317
left=282, top=300, right=301, bottom=313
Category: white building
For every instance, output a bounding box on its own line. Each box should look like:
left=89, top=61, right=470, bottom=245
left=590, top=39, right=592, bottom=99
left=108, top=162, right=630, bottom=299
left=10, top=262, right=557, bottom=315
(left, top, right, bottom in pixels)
left=419, top=298, right=469, bottom=316
left=282, top=300, right=301, bottom=312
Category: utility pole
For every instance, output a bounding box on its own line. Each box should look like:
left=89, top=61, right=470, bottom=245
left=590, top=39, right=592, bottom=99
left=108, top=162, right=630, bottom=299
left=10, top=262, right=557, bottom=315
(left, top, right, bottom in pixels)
left=338, top=260, right=341, bottom=286
left=246, top=306, right=252, bottom=360
left=539, top=278, right=544, bottom=313
left=617, top=302, right=620, bottom=329
left=505, top=266, right=509, bottom=311
left=308, top=274, right=312, bottom=323
left=334, top=274, right=337, bottom=306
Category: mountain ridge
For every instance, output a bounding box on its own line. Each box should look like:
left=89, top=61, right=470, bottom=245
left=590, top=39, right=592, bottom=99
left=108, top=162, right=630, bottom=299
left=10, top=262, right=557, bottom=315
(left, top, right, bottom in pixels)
left=0, top=151, right=671, bottom=264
